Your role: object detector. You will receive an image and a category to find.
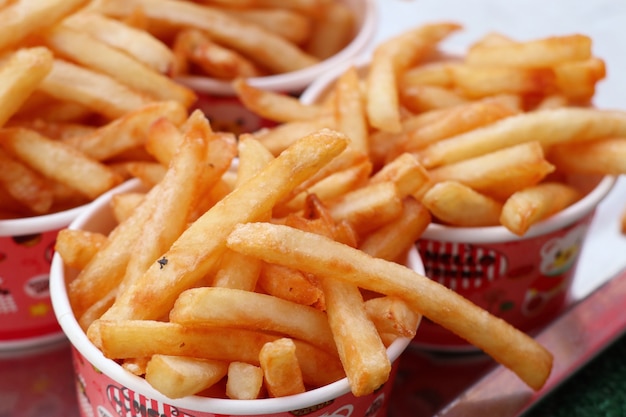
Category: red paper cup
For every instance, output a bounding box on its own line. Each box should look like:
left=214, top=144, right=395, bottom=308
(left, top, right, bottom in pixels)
left=0, top=205, right=86, bottom=351
left=176, top=0, right=378, bottom=134
left=50, top=179, right=425, bottom=417
left=410, top=175, right=616, bottom=351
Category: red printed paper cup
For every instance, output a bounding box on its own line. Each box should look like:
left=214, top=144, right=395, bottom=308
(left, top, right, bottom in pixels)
left=176, top=0, right=377, bottom=134
left=50, top=179, right=424, bottom=417
left=0, top=204, right=87, bottom=351
left=411, top=175, right=616, bottom=351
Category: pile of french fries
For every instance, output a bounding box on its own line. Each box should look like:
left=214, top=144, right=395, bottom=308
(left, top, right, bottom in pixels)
left=238, top=22, right=626, bottom=236
left=57, top=110, right=554, bottom=400
left=87, top=0, right=357, bottom=81
left=0, top=0, right=202, bottom=219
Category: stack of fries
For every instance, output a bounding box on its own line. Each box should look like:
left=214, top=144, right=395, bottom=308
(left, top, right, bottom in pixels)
left=240, top=22, right=626, bottom=236
left=57, top=112, right=554, bottom=400
left=87, top=0, right=358, bottom=81
left=0, top=0, right=201, bottom=219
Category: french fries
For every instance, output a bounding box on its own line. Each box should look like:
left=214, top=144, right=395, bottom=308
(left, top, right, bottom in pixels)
left=53, top=20, right=626, bottom=406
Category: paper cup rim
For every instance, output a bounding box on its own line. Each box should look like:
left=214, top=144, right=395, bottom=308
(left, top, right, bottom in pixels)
left=175, top=0, right=378, bottom=95
left=0, top=203, right=88, bottom=237
left=50, top=178, right=422, bottom=415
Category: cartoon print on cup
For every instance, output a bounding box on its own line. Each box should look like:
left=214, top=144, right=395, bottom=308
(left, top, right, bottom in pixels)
left=522, top=224, right=588, bottom=316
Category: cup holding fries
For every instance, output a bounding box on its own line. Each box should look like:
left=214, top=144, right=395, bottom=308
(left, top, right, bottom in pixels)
left=50, top=179, right=424, bottom=417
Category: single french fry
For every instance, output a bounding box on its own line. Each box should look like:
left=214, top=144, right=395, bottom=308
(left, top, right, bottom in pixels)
left=450, top=65, right=556, bottom=99
left=547, top=137, right=626, bottom=175
left=174, top=29, right=262, bottom=79
left=0, top=128, right=123, bottom=200
left=401, top=61, right=457, bottom=89
left=254, top=115, right=335, bottom=156
left=91, top=0, right=319, bottom=73
left=0, top=0, right=88, bottom=50
left=96, top=129, right=347, bottom=322
left=124, top=162, right=167, bottom=187
left=61, top=101, right=187, bottom=161
left=258, top=263, right=325, bottom=309
left=400, top=84, right=469, bottom=113
left=226, top=362, right=264, bottom=400
left=38, top=59, right=153, bottom=120
left=359, top=196, right=431, bottom=262
left=55, top=229, right=108, bottom=270
left=554, top=57, right=606, bottom=102
left=0, top=47, right=54, bottom=128
left=366, top=22, right=462, bottom=133
left=428, top=141, right=555, bottom=200
left=534, top=94, right=569, bottom=111
left=234, top=78, right=327, bottom=123
left=321, top=273, right=390, bottom=397
left=170, top=287, right=337, bottom=355
left=62, top=12, right=175, bottom=74
left=223, top=8, right=312, bottom=45
left=417, top=108, right=626, bottom=168
left=395, top=97, right=519, bottom=154
left=334, top=66, right=369, bottom=154
left=328, top=181, right=403, bottom=236
left=146, top=355, right=228, bottom=399
left=466, top=34, right=592, bottom=67
left=621, top=206, right=626, bottom=235
left=92, top=320, right=345, bottom=388
left=500, top=182, right=581, bottom=236
left=422, top=180, right=503, bottom=227
left=226, top=222, right=554, bottom=391
left=369, top=152, right=430, bottom=198
left=144, top=117, right=183, bottom=166
left=260, top=338, right=306, bottom=398
left=212, top=249, right=261, bottom=291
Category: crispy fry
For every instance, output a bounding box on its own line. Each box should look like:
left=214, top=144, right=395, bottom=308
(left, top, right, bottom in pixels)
left=547, top=137, right=626, bottom=175
left=500, top=182, right=581, bottom=236
left=55, top=229, right=108, bottom=270
left=259, top=338, right=306, bottom=398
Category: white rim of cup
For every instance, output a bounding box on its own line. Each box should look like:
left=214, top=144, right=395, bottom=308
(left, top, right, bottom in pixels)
left=175, top=0, right=378, bottom=95
left=0, top=203, right=87, bottom=237
left=50, top=179, right=423, bottom=415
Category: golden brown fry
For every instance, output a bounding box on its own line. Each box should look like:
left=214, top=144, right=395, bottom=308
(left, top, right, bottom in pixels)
left=421, top=180, right=503, bottom=227
left=226, top=362, right=264, bottom=400
left=233, top=78, right=327, bottom=123
left=428, top=141, right=555, bottom=200
left=500, top=182, right=581, bottom=236
left=55, top=229, right=108, bottom=270
left=334, top=66, right=369, bottom=154
left=170, top=287, right=337, bottom=354
left=259, top=338, right=306, bottom=398
left=417, top=108, right=626, bottom=168
left=366, top=22, right=461, bottom=133
left=145, top=355, right=228, bottom=399
left=466, top=34, right=592, bottom=67
left=547, top=137, right=626, bottom=175
left=305, top=2, right=354, bottom=59
left=400, top=84, right=469, bottom=113
left=0, top=47, right=54, bottom=128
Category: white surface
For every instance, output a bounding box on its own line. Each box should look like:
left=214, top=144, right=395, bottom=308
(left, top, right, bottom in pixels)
left=371, top=0, right=626, bottom=300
